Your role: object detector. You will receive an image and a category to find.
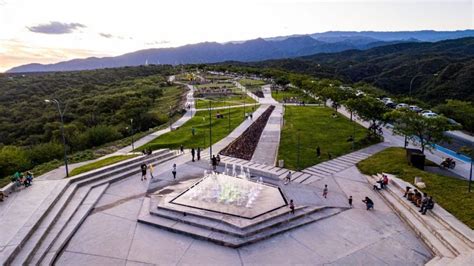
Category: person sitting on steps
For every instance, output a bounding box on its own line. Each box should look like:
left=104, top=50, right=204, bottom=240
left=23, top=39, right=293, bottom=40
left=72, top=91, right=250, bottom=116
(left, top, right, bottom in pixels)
left=420, top=197, right=434, bottom=215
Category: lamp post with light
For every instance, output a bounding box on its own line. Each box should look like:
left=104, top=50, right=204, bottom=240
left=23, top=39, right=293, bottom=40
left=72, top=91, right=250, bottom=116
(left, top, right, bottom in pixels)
left=44, top=99, right=69, bottom=177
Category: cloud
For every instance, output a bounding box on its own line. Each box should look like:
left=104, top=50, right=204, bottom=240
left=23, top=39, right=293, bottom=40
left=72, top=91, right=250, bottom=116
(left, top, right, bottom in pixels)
left=145, top=40, right=170, bottom=46
left=99, top=32, right=113, bottom=38
left=27, top=21, right=86, bottom=34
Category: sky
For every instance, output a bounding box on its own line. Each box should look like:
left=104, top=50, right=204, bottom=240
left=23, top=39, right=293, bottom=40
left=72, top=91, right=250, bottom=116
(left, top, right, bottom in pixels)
left=0, top=0, right=473, bottom=72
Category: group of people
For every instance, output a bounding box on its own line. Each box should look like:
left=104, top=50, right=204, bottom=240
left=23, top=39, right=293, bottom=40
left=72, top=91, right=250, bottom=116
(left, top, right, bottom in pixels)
left=373, top=174, right=389, bottom=191
left=141, top=148, right=153, bottom=156
left=404, top=186, right=435, bottom=215
left=282, top=97, right=305, bottom=105
left=216, top=112, right=225, bottom=119
left=139, top=162, right=178, bottom=181
left=211, top=154, right=221, bottom=170
left=190, top=147, right=201, bottom=162
left=12, top=171, right=34, bottom=188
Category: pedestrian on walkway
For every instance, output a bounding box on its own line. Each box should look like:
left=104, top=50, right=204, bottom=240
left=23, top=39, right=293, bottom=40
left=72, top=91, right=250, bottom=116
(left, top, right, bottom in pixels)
left=284, top=171, right=292, bottom=185
left=172, top=164, right=177, bottom=179
left=316, top=146, right=321, bottom=158
left=362, top=197, right=374, bottom=210
left=323, top=184, right=328, bottom=198
left=140, top=163, right=147, bottom=181
left=191, top=148, right=195, bottom=162
left=289, top=199, right=295, bottom=214
left=216, top=154, right=221, bottom=166
left=180, top=144, right=184, bottom=154
left=348, top=196, right=353, bottom=208
left=211, top=155, right=217, bottom=171
left=148, top=164, right=154, bottom=179
left=197, top=147, right=201, bottom=161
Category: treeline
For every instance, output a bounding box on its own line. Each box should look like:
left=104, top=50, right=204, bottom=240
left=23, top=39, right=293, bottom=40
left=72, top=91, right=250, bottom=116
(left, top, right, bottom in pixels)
left=0, top=65, right=184, bottom=178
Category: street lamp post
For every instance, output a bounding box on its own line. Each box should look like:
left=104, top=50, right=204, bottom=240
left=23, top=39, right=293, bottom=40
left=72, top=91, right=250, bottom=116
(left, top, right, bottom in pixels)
left=130, top=118, right=135, bottom=151
left=209, top=100, right=212, bottom=157
left=297, top=129, right=301, bottom=171
left=169, top=106, right=172, bottom=130
left=45, top=99, right=69, bottom=177
left=228, top=101, right=231, bottom=133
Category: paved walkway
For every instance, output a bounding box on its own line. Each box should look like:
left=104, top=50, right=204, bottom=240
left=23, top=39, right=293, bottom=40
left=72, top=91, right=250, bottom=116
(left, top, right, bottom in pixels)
left=233, top=80, right=261, bottom=102
left=251, top=103, right=283, bottom=166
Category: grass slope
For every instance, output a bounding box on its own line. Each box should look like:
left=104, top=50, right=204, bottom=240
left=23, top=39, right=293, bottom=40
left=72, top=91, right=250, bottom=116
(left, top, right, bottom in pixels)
left=69, top=154, right=138, bottom=176
left=357, top=147, right=473, bottom=229
left=278, top=106, right=376, bottom=170
left=140, top=107, right=249, bottom=150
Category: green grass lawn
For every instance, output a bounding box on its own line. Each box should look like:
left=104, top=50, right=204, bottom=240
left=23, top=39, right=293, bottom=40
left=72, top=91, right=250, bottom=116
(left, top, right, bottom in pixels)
left=69, top=154, right=138, bottom=176
left=278, top=106, right=377, bottom=170
left=139, top=107, right=249, bottom=151
left=272, top=89, right=320, bottom=104
left=357, top=147, right=473, bottom=229
left=195, top=95, right=258, bottom=109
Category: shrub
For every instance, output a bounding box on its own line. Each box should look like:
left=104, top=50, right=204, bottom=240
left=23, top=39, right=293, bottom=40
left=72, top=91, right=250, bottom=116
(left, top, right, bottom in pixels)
left=82, top=125, right=122, bottom=148
left=0, top=146, right=31, bottom=177
left=27, top=142, right=64, bottom=165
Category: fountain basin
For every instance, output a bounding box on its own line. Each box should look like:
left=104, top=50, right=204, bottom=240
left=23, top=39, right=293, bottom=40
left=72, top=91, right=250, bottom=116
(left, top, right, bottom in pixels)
left=170, top=173, right=287, bottom=219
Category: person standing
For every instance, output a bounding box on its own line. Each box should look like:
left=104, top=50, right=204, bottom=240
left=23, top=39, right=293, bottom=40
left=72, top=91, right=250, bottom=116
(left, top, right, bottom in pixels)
left=289, top=199, right=295, bottom=214
left=172, top=164, right=177, bottom=180
left=323, top=184, right=328, bottom=198
left=316, top=146, right=321, bottom=158
left=180, top=144, right=184, bottom=154
left=140, top=163, right=147, bottom=181
left=348, top=196, right=353, bottom=208
left=211, top=155, right=217, bottom=171
left=191, top=148, right=195, bottom=162
left=197, top=147, right=201, bottom=161
left=284, top=171, right=292, bottom=185
left=148, top=164, right=154, bottom=179
left=216, top=154, right=221, bottom=166
left=362, top=197, right=374, bottom=210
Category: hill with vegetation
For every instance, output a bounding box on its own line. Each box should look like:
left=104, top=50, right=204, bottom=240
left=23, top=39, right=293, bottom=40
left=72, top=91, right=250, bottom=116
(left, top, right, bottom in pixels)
left=0, top=65, right=184, bottom=178
left=246, top=37, right=474, bottom=104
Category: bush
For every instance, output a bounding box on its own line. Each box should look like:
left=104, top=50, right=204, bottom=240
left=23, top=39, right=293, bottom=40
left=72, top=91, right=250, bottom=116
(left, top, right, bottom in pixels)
left=27, top=142, right=64, bottom=165
left=82, top=125, right=122, bottom=148
left=0, top=146, right=31, bottom=177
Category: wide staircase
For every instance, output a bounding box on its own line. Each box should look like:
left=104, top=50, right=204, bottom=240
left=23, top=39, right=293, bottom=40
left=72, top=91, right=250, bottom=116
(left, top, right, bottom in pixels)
left=1, top=149, right=179, bottom=266
left=366, top=174, right=474, bottom=266
left=138, top=195, right=343, bottom=248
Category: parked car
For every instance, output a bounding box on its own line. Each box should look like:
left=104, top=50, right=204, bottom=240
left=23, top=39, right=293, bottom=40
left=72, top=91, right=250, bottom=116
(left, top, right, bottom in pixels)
left=447, top=118, right=461, bottom=126
left=409, top=105, right=422, bottom=113
left=421, top=110, right=433, bottom=114
left=382, top=97, right=392, bottom=103
left=422, top=112, right=438, bottom=118
left=396, top=103, right=409, bottom=109
left=385, top=101, right=396, bottom=108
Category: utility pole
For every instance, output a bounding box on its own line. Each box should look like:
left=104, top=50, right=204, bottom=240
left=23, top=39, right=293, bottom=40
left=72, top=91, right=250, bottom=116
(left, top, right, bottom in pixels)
left=209, top=100, right=212, bottom=157
left=297, top=130, right=301, bottom=171
left=130, top=118, right=134, bottom=151
left=45, top=99, right=69, bottom=177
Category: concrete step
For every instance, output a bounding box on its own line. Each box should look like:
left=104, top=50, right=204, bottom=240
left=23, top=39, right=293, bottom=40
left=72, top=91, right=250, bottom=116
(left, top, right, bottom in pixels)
left=38, top=184, right=109, bottom=266
left=367, top=176, right=456, bottom=258
left=150, top=204, right=324, bottom=238
left=298, top=173, right=325, bottom=185
left=5, top=151, right=178, bottom=265
left=139, top=198, right=343, bottom=248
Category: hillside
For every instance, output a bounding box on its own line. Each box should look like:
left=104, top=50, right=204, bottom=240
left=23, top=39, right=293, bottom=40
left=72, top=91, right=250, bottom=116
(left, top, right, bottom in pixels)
left=8, top=30, right=474, bottom=73
left=247, top=37, right=474, bottom=104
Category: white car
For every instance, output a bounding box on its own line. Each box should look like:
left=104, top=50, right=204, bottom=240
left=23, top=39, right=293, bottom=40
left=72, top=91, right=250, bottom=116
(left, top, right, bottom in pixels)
left=421, top=110, right=433, bottom=114
left=422, top=112, right=438, bottom=118
left=382, top=97, right=392, bottom=103
left=409, top=105, right=422, bottom=112
left=396, top=103, right=409, bottom=109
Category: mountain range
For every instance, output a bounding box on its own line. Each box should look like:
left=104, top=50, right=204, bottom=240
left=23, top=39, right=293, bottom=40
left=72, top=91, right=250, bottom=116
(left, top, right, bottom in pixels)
left=7, top=30, right=474, bottom=73
left=245, top=37, right=474, bottom=104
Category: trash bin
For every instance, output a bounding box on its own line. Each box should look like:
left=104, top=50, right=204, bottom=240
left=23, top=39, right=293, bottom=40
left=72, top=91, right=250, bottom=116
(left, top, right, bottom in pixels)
left=278, top=160, right=284, bottom=168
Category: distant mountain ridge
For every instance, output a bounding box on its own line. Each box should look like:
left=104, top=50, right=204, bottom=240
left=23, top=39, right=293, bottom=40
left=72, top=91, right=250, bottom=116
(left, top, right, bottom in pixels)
left=7, top=30, right=474, bottom=73
left=246, top=37, right=474, bottom=103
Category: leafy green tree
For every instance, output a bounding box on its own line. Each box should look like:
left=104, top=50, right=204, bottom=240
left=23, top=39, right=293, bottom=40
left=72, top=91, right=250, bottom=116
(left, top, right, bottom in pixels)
left=386, top=109, right=457, bottom=153
left=27, top=142, right=64, bottom=165
left=435, top=100, right=474, bottom=132
left=0, top=146, right=30, bottom=177
left=348, top=96, right=388, bottom=138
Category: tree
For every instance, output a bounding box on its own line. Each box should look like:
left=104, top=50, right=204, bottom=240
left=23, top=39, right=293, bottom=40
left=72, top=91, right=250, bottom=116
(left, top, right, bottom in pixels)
left=435, top=100, right=474, bottom=133
left=349, top=96, right=387, bottom=138
left=386, top=109, right=457, bottom=153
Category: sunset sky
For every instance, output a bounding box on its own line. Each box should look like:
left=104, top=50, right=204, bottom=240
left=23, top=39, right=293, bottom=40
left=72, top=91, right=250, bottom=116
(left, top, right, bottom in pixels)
left=0, top=0, right=472, bottom=72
